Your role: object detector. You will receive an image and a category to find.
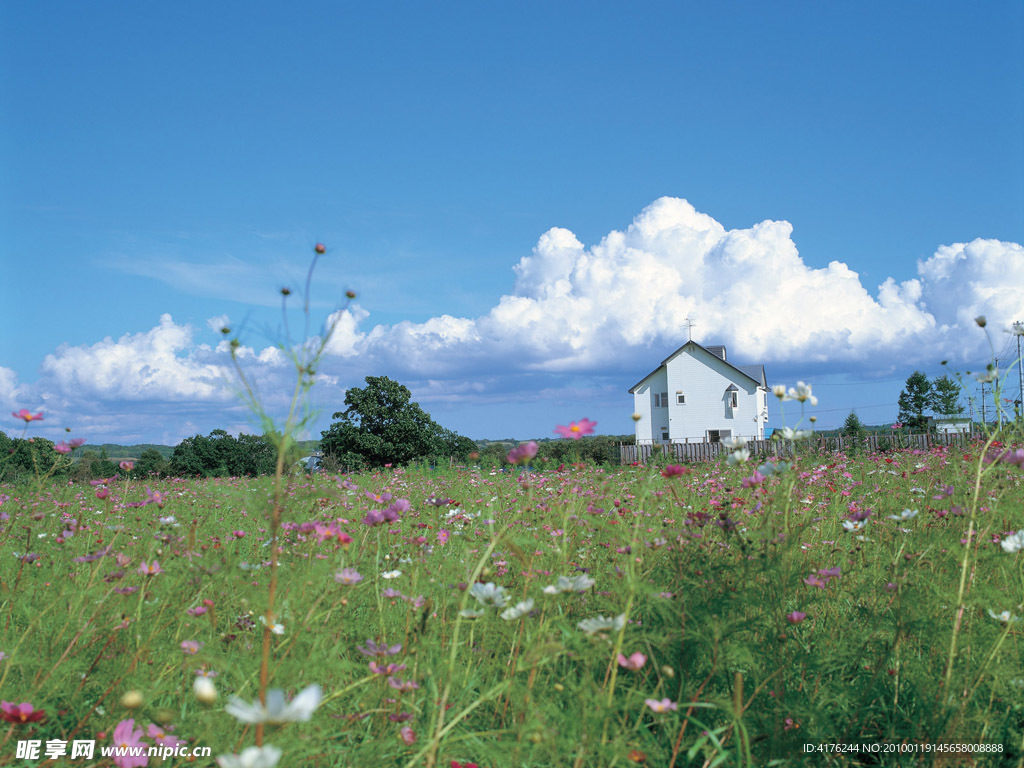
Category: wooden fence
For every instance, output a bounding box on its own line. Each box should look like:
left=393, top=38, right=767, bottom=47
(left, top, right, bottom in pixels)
left=619, top=431, right=984, bottom=465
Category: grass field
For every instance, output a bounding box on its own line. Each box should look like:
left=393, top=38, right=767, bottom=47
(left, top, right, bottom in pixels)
left=1, top=431, right=1023, bottom=767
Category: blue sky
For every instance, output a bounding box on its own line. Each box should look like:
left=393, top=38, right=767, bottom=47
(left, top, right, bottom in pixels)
left=2, top=2, right=1023, bottom=446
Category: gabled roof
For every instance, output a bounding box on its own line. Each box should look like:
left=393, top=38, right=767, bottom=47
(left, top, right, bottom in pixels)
left=628, top=341, right=766, bottom=393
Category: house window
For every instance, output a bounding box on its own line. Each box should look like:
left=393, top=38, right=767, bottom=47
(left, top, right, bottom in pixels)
left=708, top=429, right=732, bottom=443
left=661, top=430, right=670, bottom=441
left=729, top=391, right=738, bottom=408
left=676, top=393, right=685, bottom=404
left=653, top=393, right=660, bottom=407
left=653, top=392, right=668, bottom=407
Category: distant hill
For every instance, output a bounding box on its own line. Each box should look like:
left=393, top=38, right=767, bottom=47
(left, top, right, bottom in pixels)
left=78, top=443, right=175, bottom=460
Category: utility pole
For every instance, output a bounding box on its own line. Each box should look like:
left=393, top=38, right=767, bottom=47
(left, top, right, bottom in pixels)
left=1016, top=321, right=1024, bottom=420
left=996, top=357, right=1002, bottom=428
left=981, top=382, right=986, bottom=427
left=683, top=317, right=696, bottom=342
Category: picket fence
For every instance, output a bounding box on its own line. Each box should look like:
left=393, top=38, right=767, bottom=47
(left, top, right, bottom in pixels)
left=618, top=431, right=984, bottom=465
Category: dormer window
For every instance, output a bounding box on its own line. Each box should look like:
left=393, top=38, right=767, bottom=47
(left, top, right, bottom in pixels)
left=726, top=384, right=739, bottom=409
left=676, top=392, right=685, bottom=404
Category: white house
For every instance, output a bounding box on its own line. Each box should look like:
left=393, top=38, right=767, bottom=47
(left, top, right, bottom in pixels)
left=629, top=342, right=768, bottom=444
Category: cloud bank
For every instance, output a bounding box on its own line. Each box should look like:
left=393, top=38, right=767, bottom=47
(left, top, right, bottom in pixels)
left=5, top=197, right=1022, bottom=442
left=326, top=197, right=1024, bottom=374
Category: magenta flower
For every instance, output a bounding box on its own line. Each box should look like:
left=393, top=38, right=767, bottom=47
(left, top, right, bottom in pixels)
left=70, top=437, right=87, bottom=448
left=110, top=719, right=148, bottom=768
left=554, top=418, right=597, bottom=440
left=358, top=639, right=402, bottom=657
left=146, top=723, right=183, bottom=749
left=119, top=461, right=135, bottom=472
left=54, top=442, right=72, bottom=455
left=400, top=725, right=416, bottom=745
left=644, top=698, right=678, bottom=713
left=335, top=568, right=363, bottom=585
left=387, top=676, right=420, bottom=692
left=180, top=640, right=203, bottom=655
left=660, top=464, right=689, bottom=478
left=145, top=488, right=166, bottom=508
left=0, top=701, right=46, bottom=723
left=617, top=652, right=647, bottom=671
left=786, top=611, right=807, bottom=624
left=187, top=606, right=208, bottom=616
left=138, top=560, right=163, bottom=576
left=507, top=441, right=539, bottom=465
left=96, top=488, right=110, bottom=501
left=11, top=409, right=43, bottom=423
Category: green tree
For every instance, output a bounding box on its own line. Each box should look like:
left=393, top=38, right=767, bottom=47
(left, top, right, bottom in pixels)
left=135, top=448, right=169, bottom=478
left=930, top=374, right=963, bottom=417
left=897, top=371, right=933, bottom=430
left=320, top=376, right=475, bottom=469
left=843, top=410, right=866, bottom=438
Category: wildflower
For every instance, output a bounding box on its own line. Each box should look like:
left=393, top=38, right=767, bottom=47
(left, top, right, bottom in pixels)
left=1001, top=531, right=1024, bottom=553
left=741, top=471, right=766, bottom=488
left=0, top=651, right=6, bottom=662
left=54, top=441, right=72, bottom=454
left=554, top=418, right=597, bottom=440
left=216, top=745, right=283, bottom=768
left=259, top=616, right=285, bottom=635
left=726, top=448, right=750, bottom=466
left=500, top=599, right=534, bottom=620
left=887, top=509, right=918, bottom=521
left=335, top=568, right=364, bottom=585
left=975, top=315, right=987, bottom=328
left=787, top=382, right=818, bottom=406
left=365, top=490, right=393, bottom=505
left=315, top=242, right=326, bottom=254
left=362, top=509, right=386, bottom=527
left=120, top=460, right=135, bottom=472
left=187, top=605, right=208, bottom=616
left=224, top=684, right=322, bottom=724
left=138, top=560, right=163, bottom=576
left=660, top=464, right=688, bottom=478
left=891, top=422, right=903, bottom=430
left=357, top=639, right=402, bottom=657
left=181, top=640, right=203, bottom=655
left=987, top=609, right=1021, bottom=624
left=111, top=719, right=148, bottom=768
left=459, top=608, right=485, bottom=619
left=193, top=676, right=217, bottom=703
left=786, top=611, right=807, bottom=624
left=772, top=384, right=788, bottom=400
left=381, top=570, right=403, bottom=580
left=617, top=652, right=647, bottom=670
left=842, top=519, right=868, bottom=533
left=11, top=409, right=43, bottom=422
left=542, top=574, right=595, bottom=594
left=507, top=441, right=539, bottom=465
left=644, top=698, right=678, bottom=713
left=469, top=582, right=508, bottom=608
left=369, top=661, right=406, bottom=676
left=578, top=614, right=626, bottom=636
left=400, top=726, right=416, bottom=745
left=387, top=676, right=420, bottom=692
left=721, top=435, right=747, bottom=451
left=0, top=701, right=46, bottom=723
left=145, top=487, right=166, bottom=508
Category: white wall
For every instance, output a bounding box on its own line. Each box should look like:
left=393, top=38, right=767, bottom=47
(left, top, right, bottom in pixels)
left=632, top=369, right=667, bottom=443
left=664, top=347, right=762, bottom=441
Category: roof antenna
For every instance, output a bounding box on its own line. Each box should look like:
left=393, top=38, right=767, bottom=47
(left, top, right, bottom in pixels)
left=683, top=316, right=696, bottom=342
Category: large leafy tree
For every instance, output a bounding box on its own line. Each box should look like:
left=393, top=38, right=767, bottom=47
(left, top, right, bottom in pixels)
left=321, top=376, right=475, bottom=469
left=169, top=430, right=277, bottom=477
left=929, top=374, right=964, bottom=417
left=897, top=371, right=933, bottom=430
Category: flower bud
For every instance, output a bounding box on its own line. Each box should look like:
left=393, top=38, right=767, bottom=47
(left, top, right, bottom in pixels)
left=315, top=243, right=326, bottom=254
left=193, top=676, right=217, bottom=704
left=121, top=690, right=144, bottom=709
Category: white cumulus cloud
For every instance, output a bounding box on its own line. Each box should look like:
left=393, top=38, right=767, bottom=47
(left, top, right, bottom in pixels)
left=321, top=197, right=1024, bottom=375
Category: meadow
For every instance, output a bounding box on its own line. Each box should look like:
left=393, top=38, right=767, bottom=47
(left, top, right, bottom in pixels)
left=1, top=432, right=1023, bottom=767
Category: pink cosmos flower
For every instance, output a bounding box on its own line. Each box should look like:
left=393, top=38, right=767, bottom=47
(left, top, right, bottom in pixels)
left=644, top=698, right=678, bottom=713
left=180, top=640, right=203, bottom=655
left=146, top=723, right=183, bottom=749
left=12, top=409, right=43, bottom=423
left=786, top=611, right=807, bottom=624
left=660, top=464, right=689, bottom=478
left=0, top=700, right=46, bottom=723
left=96, top=488, right=110, bottom=501
left=145, top=488, right=166, bottom=508
left=506, top=441, right=539, bottom=465
left=70, top=437, right=87, bottom=448
left=617, top=652, right=647, bottom=670
left=400, top=726, right=416, bottom=745
left=110, top=719, right=148, bottom=768
left=54, top=442, right=72, bottom=454
left=138, top=560, right=163, bottom=576
left=120, top=461, right=135, bottom=472
left=554, top=418, right=597, bottom=440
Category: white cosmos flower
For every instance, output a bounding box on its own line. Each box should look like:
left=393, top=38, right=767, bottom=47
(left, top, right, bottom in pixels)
left=726, top=449, right=750, bottom=466
left=720, top=436, right=747, bottom=451
left=225, top=684, right=322, bottom=725
left=987, top=609, right=1021, bottom=624
left=459, top=608, right=485, bottom=619
left=787, top=381, right=818, bottom=406
left=500, top=599, right=534, bottom=620
left=772, top=384, right=789, bottom=400
left=217, top=746, right=283, bottom=768
left=193, top=676, right=217, bottom=703
left=469, top=582, right=508, bottom=608
left=543, top=574, right=596, bottom=594
left=887, top=509, right=918, bottom=521
left=381, top=570, right=403, bottom=580
left=1001, top=531, right=1024, bottom=553
left=842, top=519, right=868, bottom=533
left=259, top=616, right=285, bottom=635
left=778, top=427, right=812, bottom=441
left=578, top=614, right=626, bottom=636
